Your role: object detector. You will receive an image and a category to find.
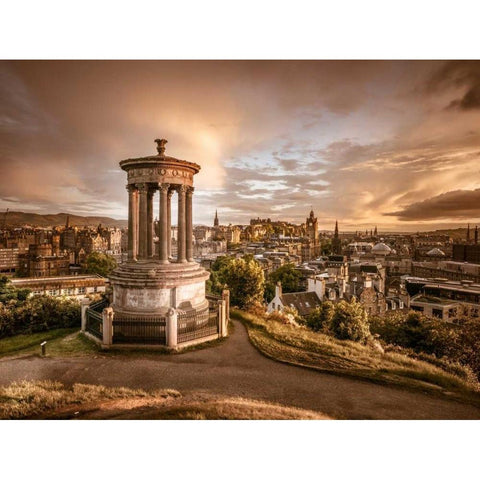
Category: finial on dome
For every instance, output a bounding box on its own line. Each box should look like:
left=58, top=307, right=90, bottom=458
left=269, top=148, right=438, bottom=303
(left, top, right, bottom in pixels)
left=155, top=138, right=168, bottom=155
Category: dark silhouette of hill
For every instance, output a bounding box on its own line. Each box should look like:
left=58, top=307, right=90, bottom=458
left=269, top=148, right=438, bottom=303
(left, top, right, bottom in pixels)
left=3, top=211, right=127, bottom=228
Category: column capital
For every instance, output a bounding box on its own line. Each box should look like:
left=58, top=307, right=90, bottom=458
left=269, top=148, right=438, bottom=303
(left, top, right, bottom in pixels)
left=137, top=183, right=149, bottom=193
left=186, top=186, right=195, bottom=196
left=168, top=188, right=175, bottom=198
left=126, top=184, right=137, bottom=192
left=159, top=183, right=170, bottom=193
left=177, top=184, right=188, bottom=194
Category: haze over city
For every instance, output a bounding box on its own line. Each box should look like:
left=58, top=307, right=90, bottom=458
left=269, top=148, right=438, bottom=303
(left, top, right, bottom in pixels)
left=1, top=60, right=480, bottom=231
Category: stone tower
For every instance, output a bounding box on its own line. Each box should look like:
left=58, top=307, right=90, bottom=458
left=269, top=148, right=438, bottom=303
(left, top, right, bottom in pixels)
left=306, top=209, right=318, bottom=243
left=332, top=220, right=342, bottom=255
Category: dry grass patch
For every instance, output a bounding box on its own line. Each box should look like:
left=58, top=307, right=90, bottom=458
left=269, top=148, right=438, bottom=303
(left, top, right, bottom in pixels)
left=233, top=309, right=480, bottom=403
left=0, top=380, right=179, bottom=419
left=0, top=381, right=328, bottom=420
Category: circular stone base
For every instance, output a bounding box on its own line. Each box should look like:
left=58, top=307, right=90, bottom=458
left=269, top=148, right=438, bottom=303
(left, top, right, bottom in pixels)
left=110, top=260, right=210, bottom=315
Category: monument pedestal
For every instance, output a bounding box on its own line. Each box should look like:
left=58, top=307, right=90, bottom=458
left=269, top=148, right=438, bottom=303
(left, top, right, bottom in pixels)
left=110, top=260, right=210, bottom=317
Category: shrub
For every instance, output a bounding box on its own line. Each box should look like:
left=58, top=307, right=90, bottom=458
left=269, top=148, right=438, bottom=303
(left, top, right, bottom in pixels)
left=0, top=295, right=81, bottom=339
left=330, top=299, right=370, bottom=342
left=306, top=301, right=335, bottom=332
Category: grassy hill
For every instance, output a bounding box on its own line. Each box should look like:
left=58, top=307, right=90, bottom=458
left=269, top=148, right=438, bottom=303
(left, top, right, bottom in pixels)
left=3, top=211, right=127, bottom=228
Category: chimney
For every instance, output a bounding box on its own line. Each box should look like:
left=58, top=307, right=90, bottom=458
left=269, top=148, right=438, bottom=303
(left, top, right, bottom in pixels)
left=275, top=281, right=282, bottom=298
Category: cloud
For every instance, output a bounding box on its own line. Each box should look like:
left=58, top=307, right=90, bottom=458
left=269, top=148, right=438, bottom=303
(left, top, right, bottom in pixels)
left=385, top=188, right=480, bottom=221
left=2, top=60, right=480, bottom=230
left=425, top=60, right=480, bottom=111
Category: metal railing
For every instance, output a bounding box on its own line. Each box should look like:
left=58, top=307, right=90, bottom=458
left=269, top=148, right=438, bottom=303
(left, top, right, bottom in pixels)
left=85, top=299, right=108, bottom=340
left=112, top=314, right=167, bottom=345
left=177, top=305, right=218, bottom=344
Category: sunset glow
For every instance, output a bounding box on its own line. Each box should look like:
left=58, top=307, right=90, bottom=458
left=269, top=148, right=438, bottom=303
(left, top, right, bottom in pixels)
left=2, top=60, right=480, bottom=230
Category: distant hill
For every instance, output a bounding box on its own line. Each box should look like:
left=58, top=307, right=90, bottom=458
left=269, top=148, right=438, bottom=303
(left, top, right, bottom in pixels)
left=424, top=228, right=469, bottom=241
left=3, top=211, right=127, bottom=228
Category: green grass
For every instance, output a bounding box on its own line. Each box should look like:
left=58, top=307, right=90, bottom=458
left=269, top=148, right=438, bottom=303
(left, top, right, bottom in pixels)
left=0, top=322, right=234, bottom=358
left=0, top=329, right=99, bottom=357
left=232, top=309, right=480, bottom=403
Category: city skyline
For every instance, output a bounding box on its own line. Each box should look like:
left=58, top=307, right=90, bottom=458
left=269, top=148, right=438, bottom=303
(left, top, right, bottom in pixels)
left=2, top=60, right=480, bottom=231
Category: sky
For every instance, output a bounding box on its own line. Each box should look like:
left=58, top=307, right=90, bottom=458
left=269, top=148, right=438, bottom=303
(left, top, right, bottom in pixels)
left=1, top=60, right=480, bottom=231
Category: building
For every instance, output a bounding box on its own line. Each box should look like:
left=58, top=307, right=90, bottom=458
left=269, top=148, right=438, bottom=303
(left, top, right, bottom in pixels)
left=0, top=247, right=20, bottom=274
left=267, top=278, right=323, bottom=316
left=305, top=209, right=318, bottom=243
left=452, top=243, right=480, bottom=264
left=18, top=243, right=70, bottom=277
left=332, top=221, right=341, bottom=254
left=406, top=277, right=480, bottom=322
left=10, top=274, right=106, bottom=299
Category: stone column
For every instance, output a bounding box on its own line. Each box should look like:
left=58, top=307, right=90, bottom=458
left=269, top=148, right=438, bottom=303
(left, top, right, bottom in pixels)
left=102, top=307, right=114, bottom=347
left=222, top=289, right=230, bottom=321
left=127, top=185, right=138, bottom=260
left=159, top=183, right=170, bottom=263
left=138, top=183, right=148, bottom=259
left=186, top=187, right=194, bottom=262
left=167, top=189, right=174, bottom=259
left=218, top=299, right=227, bottom=337
left=80, top=298, right=91, bottom=332
left=166, top=307, right=178, bottom=348
left=147, top=187, right=154, bottom=257
left=177, top=185, right=187, bottom=263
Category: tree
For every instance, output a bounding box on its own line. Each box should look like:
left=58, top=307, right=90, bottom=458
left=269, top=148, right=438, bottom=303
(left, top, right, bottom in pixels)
left=216, top=257, right=265, bottom=308
left=306, top=300, right=335, bottom=332
left=0, top=275, right=30, bottom=303
left=330, top=299, right=370, bottom=342
left=85, top=252, right=117, bottom=277
left=265, top=263, right=302, bottom=302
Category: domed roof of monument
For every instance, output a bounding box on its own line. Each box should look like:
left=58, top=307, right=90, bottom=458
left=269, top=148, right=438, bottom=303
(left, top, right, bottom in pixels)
left=372, top=242, right=392, bottom=254
left=119, top=138, right=201, bottom=173
left=427, top=247, right=445, bottom=257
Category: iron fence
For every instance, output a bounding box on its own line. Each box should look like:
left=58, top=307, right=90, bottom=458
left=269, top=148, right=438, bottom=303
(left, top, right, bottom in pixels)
left=85, top=299, right=108, bottom=340
left=112, top=315, right=167, bottom=345
left=177, top=305, right=218, bottom=344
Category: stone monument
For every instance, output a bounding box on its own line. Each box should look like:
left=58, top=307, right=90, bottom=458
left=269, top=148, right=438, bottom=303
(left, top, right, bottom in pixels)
left=107, top=138, right=215, bottom=346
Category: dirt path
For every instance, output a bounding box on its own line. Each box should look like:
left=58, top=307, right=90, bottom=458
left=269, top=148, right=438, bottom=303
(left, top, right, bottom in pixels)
left=1, top=321, right=480, bottom=419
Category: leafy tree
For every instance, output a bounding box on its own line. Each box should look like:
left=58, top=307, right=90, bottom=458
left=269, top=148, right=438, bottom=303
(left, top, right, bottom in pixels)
left=0, top=275, right=30, bottom=303
left=321, top=239, right=332, bottom=255
left=0, top=294, right=80, bottom=339
left=85, top=252, right=117, bottom=277
left=330, top=299, right=370, bottom=342
left=306, top=300, right=335, bottom=332
left=216, top=256, right=265, bottom=308
left=265, top=263, right=303, bottom=302
left=206, top=256, right=233, bottom=295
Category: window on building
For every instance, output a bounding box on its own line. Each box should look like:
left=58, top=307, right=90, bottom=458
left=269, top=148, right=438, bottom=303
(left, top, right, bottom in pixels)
left=78, top=287, right=86, bottom=294
left=432, top=308, right=443, bottom=319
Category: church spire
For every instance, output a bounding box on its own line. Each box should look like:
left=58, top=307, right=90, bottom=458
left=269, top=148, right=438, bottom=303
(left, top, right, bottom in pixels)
left=334, top=220, right=339, bottom=237
left=214, top=209, right=219, bottom=227
left=467, top=223, right=471, bottom=242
